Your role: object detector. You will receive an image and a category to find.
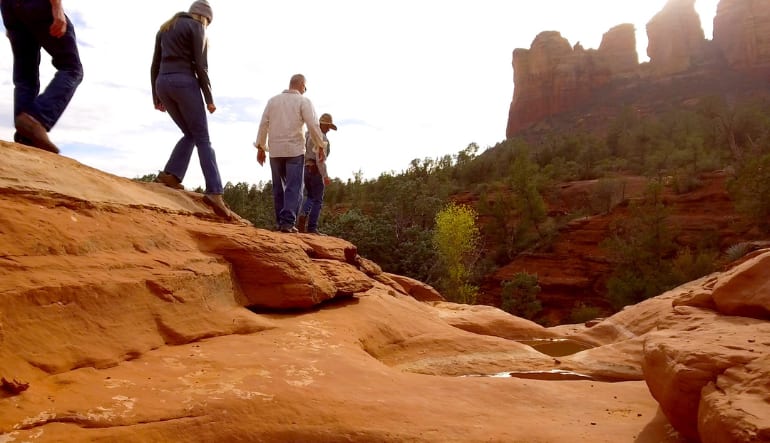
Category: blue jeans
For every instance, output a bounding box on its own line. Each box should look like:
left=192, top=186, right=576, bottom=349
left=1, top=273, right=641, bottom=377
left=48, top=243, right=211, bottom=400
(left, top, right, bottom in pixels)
left=156, top=72, right=223, bottom=194
left=269, top=155, right=304, bottom=229
left=1, top=0, right=83, bottom=130
left=301, top=164, right=325, bottom=232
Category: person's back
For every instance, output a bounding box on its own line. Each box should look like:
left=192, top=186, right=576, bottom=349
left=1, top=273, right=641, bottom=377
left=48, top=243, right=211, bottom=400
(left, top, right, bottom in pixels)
left=260, top=92, right=310, bottom=158
left=157, top=15, right=205, bottom=76
left=255, top=74, right=327, bottom=233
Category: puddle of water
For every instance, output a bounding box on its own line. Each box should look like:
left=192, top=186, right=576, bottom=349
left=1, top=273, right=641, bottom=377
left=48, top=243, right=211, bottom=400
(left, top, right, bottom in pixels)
left=517, top=339, right=593, bottom=357
left=466, top=370, right=595, bottom=381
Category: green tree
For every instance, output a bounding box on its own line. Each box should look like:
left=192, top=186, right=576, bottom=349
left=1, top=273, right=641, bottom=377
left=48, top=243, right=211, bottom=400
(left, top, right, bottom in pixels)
left=433, top=203, right=481, bottom=304
left=602, top=182, right=680, bottom=309
left=500, top=273, right=542, bottom=320
left=728, top=153, right=770, bottom=233
left=133, top=173, right=158, bottom=183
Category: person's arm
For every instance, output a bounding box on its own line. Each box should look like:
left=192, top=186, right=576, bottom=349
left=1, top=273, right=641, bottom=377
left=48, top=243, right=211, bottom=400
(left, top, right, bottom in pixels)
left=254, top=103, right=271, bottom=165
left=150, top=31, right=164, bottom=111
left=317, top=136, right=330, bottom=182
left=49, top=0, right=67, bottom=38
left=191, top=22, right=214, bottom=109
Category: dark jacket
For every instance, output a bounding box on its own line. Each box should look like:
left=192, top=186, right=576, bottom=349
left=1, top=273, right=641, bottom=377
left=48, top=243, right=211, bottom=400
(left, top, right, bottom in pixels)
left=150, top=13, right=213, bottom=106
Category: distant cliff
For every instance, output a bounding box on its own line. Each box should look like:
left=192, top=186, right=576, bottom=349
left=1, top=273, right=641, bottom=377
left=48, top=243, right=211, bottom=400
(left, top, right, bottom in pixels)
left=506, top=0, right=770, bottom=137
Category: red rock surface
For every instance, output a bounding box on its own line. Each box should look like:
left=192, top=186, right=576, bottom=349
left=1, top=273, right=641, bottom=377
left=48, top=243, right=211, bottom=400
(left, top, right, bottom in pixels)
left=1, top=141, right=767, bottom=441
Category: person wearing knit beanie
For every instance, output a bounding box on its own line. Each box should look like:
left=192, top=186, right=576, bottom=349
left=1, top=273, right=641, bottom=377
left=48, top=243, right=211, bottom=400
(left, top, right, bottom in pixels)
left=189, top=0, right=213, bottom=24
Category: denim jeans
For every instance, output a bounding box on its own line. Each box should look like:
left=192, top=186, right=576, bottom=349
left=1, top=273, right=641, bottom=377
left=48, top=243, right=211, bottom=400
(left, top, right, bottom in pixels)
left=1, top=0, right=83, bottom=130
left=269, top=155, right=304, bottom=229
left=156, top=72, right=223, bottom=194
left=301, top=164, right=325, bottom=232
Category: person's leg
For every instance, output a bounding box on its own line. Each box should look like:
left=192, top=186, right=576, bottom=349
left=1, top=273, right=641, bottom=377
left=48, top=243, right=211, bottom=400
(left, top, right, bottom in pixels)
left=1, top=3, right=42, bottom=119
left=275, top=155, right=304, bottom=229
left=301, top=168, right=312, bottom=216
left=156, top=74, right=196, bottom=182
left=305, top=169, right=325, bottom=233
left=270, top=156, right=287, bottom=227
left=161, top=75, right=223, bottom=195
left=34, top=13, right=82, bottom=130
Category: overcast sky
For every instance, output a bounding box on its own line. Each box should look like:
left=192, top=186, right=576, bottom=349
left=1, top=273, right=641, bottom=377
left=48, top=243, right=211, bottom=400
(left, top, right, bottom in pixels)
left=0, top=0, right=719, bottom=189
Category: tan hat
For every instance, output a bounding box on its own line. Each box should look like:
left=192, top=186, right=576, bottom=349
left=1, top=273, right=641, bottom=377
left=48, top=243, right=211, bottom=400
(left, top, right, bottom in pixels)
left=319, top=113, right=337, bottom=130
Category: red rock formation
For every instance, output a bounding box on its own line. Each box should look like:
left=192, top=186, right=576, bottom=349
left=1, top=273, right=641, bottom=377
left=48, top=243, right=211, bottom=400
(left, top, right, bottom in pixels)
left=713, top=0, right=770, bottom=74
left=646, top=0, right=707, bottom=75
left=600, top=24, right=640, bottom=75
left=1, top=140, right=768, bottom=441
left=506, top=29, right=637, bottom=137
left=506, top=0, right=770, bottom=137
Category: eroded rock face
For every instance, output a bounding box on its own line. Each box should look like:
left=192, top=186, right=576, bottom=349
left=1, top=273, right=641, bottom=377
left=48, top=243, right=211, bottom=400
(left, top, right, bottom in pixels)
left=699, top=355, right=770, bottom=443
left=506, top=29, right=638, bottom=137
left=646, top=0, right=706, bottom=75
left=506, top=0, right=770, bottom=136
left=713, top=0, right=770, bottom=73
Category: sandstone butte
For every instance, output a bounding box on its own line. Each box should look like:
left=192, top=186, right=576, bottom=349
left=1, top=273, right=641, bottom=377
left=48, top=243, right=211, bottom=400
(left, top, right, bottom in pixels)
left=506, top=0, right=770, bottom=137
left=0, top=140, right=768, bottom=442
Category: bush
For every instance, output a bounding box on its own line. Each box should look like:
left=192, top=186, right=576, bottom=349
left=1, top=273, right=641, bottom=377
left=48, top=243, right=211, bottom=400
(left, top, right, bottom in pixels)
left=500, top=273, right=542, bottom=319
left=569, top=302, right=602, bottom=324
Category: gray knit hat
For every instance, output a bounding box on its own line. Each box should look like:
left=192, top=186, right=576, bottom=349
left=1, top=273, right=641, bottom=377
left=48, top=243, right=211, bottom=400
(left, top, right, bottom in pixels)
left=189, top=0, right=213, bottom=24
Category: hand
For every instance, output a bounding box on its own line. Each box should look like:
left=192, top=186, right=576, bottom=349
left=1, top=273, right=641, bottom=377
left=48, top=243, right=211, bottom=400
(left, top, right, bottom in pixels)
left=207, top=103, right=216, bottom=114
left=155, top=102, right=166, bottom=112
left=323, top=176, right=331, bottom=186
left=257, top=148, right=266, bottom=166
left=49, top=7, right=67, bottom=38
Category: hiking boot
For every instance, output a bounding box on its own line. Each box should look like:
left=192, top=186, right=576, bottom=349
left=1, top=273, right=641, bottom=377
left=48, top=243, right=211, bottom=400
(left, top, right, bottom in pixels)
left=155, top=171, right=184, bottom=189
left=203, top=194, right=236, bottom=221
left=307, top=230, right=326, bottom=236
left=13, top=131, right=33, bottom=145
left=297, top=214, right=308, bottom=233
left=279, top=225, right=299, bottom=233
left=14, top=112, right=59, bottom=154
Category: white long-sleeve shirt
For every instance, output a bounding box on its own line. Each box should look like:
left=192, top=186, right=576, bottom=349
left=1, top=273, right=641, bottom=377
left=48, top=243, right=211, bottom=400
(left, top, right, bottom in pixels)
left=255, top=89, right=326, bottom=158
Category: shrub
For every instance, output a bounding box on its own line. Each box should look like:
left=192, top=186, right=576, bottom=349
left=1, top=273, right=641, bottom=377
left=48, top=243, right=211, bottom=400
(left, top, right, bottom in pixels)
left=500, top=273, right=542, bottom=319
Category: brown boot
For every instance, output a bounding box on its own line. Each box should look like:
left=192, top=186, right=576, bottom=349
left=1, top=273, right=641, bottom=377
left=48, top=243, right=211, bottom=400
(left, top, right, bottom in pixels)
left=14, top=112, right=59, bottom=154
left=155, top=171, right=184, bottom=189
left=297, top=214, right=307, bottom=233
left=204, top=194, right=236, bottom=221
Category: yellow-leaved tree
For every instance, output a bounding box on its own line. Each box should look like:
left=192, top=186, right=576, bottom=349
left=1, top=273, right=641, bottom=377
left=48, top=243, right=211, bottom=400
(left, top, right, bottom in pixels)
left=432, top=203, right=481, bottom=304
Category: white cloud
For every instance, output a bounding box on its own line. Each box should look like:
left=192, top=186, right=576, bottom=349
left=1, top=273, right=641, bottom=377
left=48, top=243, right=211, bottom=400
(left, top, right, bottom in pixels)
left=0, top=0, right=719, bottom=189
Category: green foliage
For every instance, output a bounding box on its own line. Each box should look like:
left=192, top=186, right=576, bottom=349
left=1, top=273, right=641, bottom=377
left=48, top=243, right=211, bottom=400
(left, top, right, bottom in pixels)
left=569, top=302, right=602, bottom=324
left=500, top=273, right=542, bottom=319
left=223, top=181, right=275, bottom=229
left=133, top=173, right=158, bottom=183
left=589, top=178, right=626, bottom=214
left=602, top=182, right=680, bottom=309
left=725, top=242, right=751, bottom=263
left=433, top=203, right=481, bottom=304
left=670, top=247, right=718, bottom=283
left=728, top=153, right=770, bottom=233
